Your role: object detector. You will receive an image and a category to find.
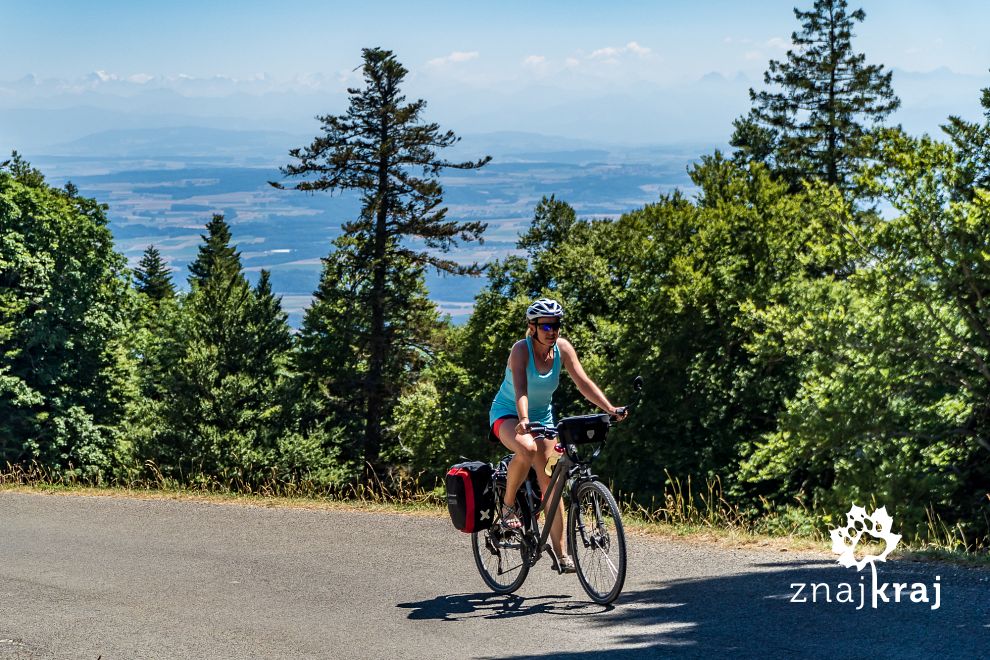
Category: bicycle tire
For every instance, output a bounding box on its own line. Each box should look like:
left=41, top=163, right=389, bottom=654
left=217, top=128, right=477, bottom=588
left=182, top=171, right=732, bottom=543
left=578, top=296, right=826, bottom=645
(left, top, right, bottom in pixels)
left=472, top=480, right=530, bottom=594
left=568, top=480, right=627, bottom=604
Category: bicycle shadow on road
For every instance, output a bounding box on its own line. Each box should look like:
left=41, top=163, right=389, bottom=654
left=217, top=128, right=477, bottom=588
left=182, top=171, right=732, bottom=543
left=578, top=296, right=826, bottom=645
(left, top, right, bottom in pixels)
left=397, top=592, right=614, bottom=622
left=466, top=560, right=990, bottom=659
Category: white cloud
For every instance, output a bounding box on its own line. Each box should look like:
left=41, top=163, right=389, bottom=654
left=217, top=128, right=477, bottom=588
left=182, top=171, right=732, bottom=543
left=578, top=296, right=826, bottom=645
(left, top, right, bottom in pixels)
left=591, top=46, right=619, bottom=59
left=427, top=51, right=480, bottom=66
left=564, top=57, right=580, bottom=68
left=523, top=55, right=546, bottom=67
left=765, top=37, right=789, bottom=50
left=91, top=70, right=117, bottom=82
left=589, top=42, right=653, bottom=63
left=626, top=41, right=651, bottom=57
left=744, top=51, right=763, bottom=61
left=0, top=70, right=361, bottom=99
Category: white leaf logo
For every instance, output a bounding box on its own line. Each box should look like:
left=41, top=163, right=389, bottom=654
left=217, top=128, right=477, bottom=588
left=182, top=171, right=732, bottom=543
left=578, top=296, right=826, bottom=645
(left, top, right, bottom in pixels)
left=829, top=504, right=902, bottom=571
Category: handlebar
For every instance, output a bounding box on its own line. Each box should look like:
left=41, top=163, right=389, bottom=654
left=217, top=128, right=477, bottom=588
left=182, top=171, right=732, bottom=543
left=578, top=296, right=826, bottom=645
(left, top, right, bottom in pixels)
left=490, top=377, right=645, bottom=472
left=525, top=375, right=644, bottom=439
left=527, top=415, right=620, bottom=438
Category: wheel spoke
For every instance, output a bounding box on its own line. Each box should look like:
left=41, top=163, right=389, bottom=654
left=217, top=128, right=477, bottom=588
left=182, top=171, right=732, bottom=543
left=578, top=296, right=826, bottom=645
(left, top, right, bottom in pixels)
left=473, top=480, right=530, bottom=594
left=568, top=481, right=627, bottom=604
left=600, top=549, right=619, bottom=578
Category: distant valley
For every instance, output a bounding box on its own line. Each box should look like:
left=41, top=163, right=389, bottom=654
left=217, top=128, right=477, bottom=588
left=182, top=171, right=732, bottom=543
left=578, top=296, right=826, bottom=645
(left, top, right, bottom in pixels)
left=27, top=127, right=714, bottom=325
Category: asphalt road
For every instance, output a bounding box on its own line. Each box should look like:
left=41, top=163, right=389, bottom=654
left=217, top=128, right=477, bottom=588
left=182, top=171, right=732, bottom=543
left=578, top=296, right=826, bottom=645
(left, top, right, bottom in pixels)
left=1, top=491, right=988, bottom=659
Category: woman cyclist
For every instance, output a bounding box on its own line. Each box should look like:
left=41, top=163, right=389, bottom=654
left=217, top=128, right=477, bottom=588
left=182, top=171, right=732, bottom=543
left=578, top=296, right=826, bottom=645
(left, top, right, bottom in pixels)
left=489, top=298, right=627, bottom=573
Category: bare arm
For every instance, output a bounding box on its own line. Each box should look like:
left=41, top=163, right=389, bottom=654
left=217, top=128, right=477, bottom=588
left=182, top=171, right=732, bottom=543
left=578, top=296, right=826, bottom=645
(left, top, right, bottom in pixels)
left=509, top=340, right=530, bottom=431
left=558, top=338, right=620, bottom=414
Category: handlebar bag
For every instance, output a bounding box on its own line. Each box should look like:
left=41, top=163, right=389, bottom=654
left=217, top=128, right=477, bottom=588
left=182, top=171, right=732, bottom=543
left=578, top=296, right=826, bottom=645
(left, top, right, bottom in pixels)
left=557, top=414, right=611, bottom=445
left=445, top=461, right=495, bottom=533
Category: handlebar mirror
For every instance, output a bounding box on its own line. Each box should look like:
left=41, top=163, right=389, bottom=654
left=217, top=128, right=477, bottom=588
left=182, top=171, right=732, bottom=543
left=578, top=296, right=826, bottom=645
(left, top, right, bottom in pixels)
left=632, top=375, right=644, bottom=392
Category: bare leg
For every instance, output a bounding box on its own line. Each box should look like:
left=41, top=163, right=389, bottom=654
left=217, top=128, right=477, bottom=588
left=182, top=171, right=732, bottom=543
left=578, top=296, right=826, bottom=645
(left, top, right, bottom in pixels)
left=496, top=418, right=538, bottom=509
left=535, top=439, right=566, bottom=557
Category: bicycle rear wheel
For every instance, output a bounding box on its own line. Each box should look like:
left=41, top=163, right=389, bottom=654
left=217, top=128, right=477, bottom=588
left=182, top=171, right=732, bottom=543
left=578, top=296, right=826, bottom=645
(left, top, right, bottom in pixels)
left=472, top=481, right=530, bottom=594
left=568, top=480, right=627, bottom=604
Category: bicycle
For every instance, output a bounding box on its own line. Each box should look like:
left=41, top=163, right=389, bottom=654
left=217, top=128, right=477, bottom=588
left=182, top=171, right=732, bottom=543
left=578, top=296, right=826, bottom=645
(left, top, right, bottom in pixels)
left=472, top=376, right=643, bottom=605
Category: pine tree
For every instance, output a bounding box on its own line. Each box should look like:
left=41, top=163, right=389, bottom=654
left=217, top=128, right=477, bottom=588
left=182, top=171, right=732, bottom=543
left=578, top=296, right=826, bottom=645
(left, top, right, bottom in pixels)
left=134, top=244, right=175, bottom=301
left=246, top=270, right=293, bottom=382
left=942, top=81, right=990, bottom=201
left=185, top=213, right=251, bottom=364
left=730, top=0, right=900, bottom=191
left=274, top=47, right=490, bottom=473
left=151, top=214, right=294, bottom=479
left=189, top=213, right=240, bottom=287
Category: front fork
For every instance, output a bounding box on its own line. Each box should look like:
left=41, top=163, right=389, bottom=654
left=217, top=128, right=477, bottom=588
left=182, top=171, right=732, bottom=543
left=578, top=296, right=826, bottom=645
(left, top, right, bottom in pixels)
left=569, top=475, right=606, bottom=551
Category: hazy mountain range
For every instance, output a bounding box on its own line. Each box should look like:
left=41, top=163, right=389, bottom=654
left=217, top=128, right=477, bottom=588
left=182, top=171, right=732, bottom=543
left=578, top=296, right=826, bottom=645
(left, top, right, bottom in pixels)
left=5, top=64, right=986, bottom=325
left=3, top=66, right=987, bottom=152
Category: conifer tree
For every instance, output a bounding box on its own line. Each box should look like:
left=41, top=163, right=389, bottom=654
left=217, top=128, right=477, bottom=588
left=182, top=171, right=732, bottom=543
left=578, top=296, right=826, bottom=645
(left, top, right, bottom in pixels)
left=185, top=213, right=252, bottom=365
left=134, top=244, right=174, bottom=301
left=151, top=214, right=293, bottom=479
left=246, top=269, right=293, bottom=382
left=942, top=81, right=990, bottom=200
left=274, top=47, right=490, bottom=472
left=731, top=0, right=899, bottom=191
left=294, top=235, right=440, bottom=478
left=189, top=213, right=241, bottom=287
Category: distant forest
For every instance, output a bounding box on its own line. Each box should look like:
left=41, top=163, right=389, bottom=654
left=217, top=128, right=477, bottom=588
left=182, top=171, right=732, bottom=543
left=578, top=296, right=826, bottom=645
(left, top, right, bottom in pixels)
left=3, top=1, right=990, bottom=544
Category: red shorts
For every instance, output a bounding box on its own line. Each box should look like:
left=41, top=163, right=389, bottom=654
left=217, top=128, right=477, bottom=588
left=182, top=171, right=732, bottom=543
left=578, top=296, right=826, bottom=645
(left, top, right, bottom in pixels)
left=489, top=415, right=516, bottom=443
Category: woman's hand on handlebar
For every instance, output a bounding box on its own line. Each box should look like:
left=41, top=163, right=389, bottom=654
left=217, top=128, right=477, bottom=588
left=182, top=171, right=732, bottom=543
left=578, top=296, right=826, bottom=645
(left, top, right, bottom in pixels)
left=610, top=406, right=629, bottom=422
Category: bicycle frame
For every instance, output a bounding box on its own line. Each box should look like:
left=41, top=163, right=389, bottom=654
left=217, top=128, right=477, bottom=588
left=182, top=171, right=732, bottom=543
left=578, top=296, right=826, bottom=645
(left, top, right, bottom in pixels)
left=517, top=443, right=597, bottom=564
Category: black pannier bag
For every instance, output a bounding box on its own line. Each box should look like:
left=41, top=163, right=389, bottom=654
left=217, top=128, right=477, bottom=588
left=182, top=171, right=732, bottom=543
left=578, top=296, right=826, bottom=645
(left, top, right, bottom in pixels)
left=445, top=461, right=495, bottom=533
left=556, top=414, right=611, bottom=445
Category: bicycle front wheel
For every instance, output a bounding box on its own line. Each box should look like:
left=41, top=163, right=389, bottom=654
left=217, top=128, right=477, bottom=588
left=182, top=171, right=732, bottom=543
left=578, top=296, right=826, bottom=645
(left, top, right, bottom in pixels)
left=568, top=480, right=627, bottom=604
left=472, top=481, right=530, bottom=594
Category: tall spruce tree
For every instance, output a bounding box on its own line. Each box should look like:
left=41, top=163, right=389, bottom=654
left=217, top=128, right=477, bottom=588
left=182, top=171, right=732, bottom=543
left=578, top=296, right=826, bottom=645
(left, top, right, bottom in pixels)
left=730, top=0, right=899, bottom=191
left=942, top=80, right=990, bottom=201
left=134, top=244, right=175, bottom=301
left=151, top=214, right=293, bottom=479
left=246, top=269, right=293, bottom=384
left=189, top=214, right=240, bottom=287
left=274, top=47, right=490, bottom=473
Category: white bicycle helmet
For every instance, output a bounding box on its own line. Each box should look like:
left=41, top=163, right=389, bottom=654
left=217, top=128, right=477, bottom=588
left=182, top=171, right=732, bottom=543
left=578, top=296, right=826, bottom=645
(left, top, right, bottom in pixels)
left=526, top=298, right=564, bottom=321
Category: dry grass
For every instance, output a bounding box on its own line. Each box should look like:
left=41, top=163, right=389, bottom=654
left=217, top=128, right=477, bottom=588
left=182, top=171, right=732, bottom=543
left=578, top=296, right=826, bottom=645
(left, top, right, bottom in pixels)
left=0, top=460, right=444, bottom=513
left=3, top=461, right=986, bottom=564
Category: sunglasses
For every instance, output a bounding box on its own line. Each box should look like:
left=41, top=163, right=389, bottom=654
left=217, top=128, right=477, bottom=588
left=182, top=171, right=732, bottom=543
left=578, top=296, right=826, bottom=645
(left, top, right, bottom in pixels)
left=536, top=322, right=562, bottom=332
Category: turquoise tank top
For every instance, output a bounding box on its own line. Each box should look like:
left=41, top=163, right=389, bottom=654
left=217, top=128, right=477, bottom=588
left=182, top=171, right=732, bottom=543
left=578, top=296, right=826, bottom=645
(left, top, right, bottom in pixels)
left=489, top=337, right=561, bottom=427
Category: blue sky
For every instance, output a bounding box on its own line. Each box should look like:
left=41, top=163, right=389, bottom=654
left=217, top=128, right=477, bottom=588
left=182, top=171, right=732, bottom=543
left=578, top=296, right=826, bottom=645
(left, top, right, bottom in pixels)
left=2, top=1, right=989, bottom=148
left=4, top=0, right=988, bottom=78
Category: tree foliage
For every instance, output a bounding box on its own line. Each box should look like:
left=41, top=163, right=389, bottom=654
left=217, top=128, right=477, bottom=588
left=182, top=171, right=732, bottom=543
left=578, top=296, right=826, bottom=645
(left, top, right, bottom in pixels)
left=293, top=235, right=441, bottom=481
left=275, top=47, right=490, bottom=472
left=133, top=244, right=175, bottom=301
left=731, top=0, right=899, bottom=192
left=141, top=214, right=295, bottom=482
left=5, top=45, right=990, bottom=547
left=0, top=153, right=135, bottom=478
left=739, top=88, right=990, bottom=536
